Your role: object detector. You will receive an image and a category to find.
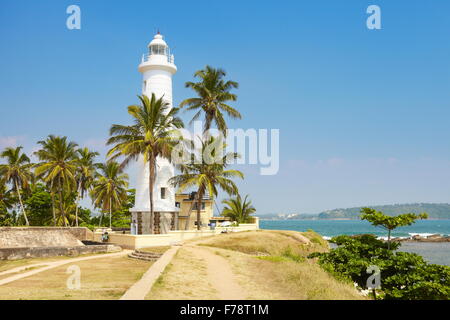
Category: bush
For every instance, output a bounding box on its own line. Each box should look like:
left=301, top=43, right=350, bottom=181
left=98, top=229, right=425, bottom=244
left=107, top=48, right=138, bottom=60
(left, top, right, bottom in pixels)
left=309, top=234, right=450, bottom=300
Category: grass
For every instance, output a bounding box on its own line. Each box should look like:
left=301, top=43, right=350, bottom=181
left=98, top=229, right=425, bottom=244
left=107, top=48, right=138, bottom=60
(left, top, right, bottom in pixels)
left=0, top=251, right=116, bottom=274
left=0, top=256, right=70, bottom=273
left=198, top=230, right=329, bottom=258
left=0, top=255, right=152, bottom=300
left=151, top=230, right=365, bottom=300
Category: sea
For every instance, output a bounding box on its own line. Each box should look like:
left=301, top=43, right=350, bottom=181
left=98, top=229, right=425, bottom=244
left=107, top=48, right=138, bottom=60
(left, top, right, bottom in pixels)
left=260, top=219, right=450, bottom=266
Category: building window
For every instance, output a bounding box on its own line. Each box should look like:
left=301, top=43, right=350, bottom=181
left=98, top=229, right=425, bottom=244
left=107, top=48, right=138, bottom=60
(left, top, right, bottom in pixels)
left=175, top=202, right=180, bottom=208
left=143, top=80, right=146, bottom=91
left=161, top=187, right=167, bottom=199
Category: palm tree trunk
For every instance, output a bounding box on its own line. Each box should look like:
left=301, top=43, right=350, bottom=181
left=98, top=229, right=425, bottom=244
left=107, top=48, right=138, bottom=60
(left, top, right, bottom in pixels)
left=15, top=180, right=29, bottom=226
left=109, top=197, right=112, bottom=229
left=75, top=184, right=81, bottom=227
left=196, top=189, right=204, bottom=231
left=58, top=178, right=67, bottom=227
left=149, top=153, right=155, bottom=234
left=50, top=181, right=56, bottom=226
left=99, top=212, right=103, bottom=227
left=184, top=200, right=195, bottom=230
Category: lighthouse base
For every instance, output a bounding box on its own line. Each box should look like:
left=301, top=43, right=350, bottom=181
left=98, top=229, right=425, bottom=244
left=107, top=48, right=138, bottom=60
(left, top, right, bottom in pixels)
left=130, top=211, right=179, bottom=235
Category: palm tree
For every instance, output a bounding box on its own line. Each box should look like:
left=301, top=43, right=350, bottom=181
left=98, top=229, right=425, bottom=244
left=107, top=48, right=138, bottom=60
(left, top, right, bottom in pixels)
left=34, top=135, right=79, bottom=227
left=107, top=93, right=184, bottom=233
left=0, top=181, right=14, bottom=211
left=180, top=65, right=241, bottom=135
left=0, top=147, right=33, bottom=225
left=221, top=194, right=256, bottom=224
left=74, top=148, right=99, bottom=227
left=91, top=161, right=128, bottom=228
left=54, top=193, right=77, bottom=226
left=170, top=136, right=243, bottom=230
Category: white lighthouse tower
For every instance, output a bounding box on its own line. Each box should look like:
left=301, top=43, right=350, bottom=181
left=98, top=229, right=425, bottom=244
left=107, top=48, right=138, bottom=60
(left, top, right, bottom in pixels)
left=130, top=32, right=178, bottom=234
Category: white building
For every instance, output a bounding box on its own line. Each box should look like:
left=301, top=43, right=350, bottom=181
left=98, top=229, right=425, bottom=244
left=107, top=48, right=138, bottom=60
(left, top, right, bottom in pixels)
left=130, top=33, right=179, bottom=234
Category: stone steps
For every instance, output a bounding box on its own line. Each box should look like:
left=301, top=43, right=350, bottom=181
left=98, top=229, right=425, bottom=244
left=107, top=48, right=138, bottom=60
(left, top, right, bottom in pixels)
left=128, top=250, right=163, bottom=262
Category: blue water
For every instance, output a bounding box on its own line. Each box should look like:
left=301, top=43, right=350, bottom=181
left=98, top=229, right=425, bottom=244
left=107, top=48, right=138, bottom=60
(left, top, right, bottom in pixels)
left=260, top=219, right=450, bottom=238
left=260, top=220, right=450, bottom=266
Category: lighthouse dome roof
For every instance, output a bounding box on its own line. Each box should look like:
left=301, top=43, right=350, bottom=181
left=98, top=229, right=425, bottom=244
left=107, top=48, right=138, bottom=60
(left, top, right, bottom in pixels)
left=148, top=33, right=168, bottom=47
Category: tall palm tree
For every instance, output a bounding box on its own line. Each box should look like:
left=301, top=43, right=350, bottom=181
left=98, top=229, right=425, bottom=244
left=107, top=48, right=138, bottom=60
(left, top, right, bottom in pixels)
left=34, top=135, right=79, bottom=227
left=221, top=194, right=256, bottom=224
left=0, top=147, right=33, bottom=225
left=91, top=161, right=128, bottom=228
left=170, top=136, right=243, bottom=230
left=74, top=148, right=99, bottom=227
left=180, top=65, right=241, bottom=135
left=107, top=93, right=184, bottom=233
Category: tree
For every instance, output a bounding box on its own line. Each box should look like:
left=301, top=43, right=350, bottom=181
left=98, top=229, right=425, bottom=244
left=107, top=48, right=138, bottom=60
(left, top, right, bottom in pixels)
left=74, top=148, right=99, bottom=226
left=34, top=135, right=79, bottom=227
left=23, top=183, right=53, bottom=226
left=360, top=207, right=428, bottom=249
left=111, top=189, right=135, bottom=228
left=0, top=181, right=14, bottom=226
left=0, top=181, right=14, bottom=212
left=221, top=194, right=256, bottom=224
left=170, top=136, right=243, bottom=230
left=309, top=234, right=450, bottom=300
left=0, top=147, right=33, bottom=225
left=91, top=161, right=128, bottom=229
left=180, top=65, right=241, bottom=135
left=107, top=94, right=183, bottom=233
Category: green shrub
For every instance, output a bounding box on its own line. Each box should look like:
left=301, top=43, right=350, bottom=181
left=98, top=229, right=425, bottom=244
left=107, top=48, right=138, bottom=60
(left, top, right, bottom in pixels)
left=309, top=234, right=450, bottom=300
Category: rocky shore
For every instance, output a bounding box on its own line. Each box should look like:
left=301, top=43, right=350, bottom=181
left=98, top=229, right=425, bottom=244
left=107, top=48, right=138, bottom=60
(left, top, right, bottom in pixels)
left=393, top=234, right=450, bottom=242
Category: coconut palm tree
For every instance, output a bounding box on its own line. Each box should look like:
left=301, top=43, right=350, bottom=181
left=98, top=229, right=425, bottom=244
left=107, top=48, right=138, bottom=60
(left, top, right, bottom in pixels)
left=221, top=194, right=256, bottom=224
left=170, top=136, right=243, bottom=230
left=107, top=93, right=184, bottom=233
left=180, top=65, right=241, bottom=135
left=34, top=135, right=79, bottom=227
left=74, top=148, right=99, bottom=226
left=0, top=147, right=33, bottom=225
left=91, top=161, right=128, bottom=228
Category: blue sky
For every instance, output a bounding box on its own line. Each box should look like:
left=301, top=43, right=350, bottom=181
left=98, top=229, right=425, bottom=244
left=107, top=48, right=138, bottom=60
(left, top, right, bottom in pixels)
left=1, top=0, right=450, bottom=214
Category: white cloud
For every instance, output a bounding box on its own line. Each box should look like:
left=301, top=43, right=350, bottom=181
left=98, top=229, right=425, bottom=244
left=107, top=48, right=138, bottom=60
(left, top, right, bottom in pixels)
left=0, top=136, right=25, bottom=149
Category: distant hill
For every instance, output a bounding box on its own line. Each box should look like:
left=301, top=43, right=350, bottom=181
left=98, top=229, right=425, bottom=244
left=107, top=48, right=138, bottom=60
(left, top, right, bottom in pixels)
left=317, top=203, right=450, bottom=220
left=259, top=203, right=450, bottom=220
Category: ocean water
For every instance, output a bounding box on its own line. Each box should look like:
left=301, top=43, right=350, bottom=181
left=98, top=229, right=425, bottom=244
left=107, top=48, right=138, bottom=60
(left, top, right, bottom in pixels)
left=260, top=219, right=450, bottom=266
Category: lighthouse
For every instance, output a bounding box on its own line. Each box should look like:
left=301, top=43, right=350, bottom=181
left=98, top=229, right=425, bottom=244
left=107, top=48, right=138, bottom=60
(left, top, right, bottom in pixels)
left=130, top=33, right=179, bottom=234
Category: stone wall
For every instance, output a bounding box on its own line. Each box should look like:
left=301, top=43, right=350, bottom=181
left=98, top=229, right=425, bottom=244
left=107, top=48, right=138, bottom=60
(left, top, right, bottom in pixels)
left=0, top=244, right=121, bottom=260
left=0, top=227, right=94, bottom=248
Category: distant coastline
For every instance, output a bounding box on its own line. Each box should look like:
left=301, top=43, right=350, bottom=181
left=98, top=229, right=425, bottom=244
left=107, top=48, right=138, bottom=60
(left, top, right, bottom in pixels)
left=260, top=203, right=450, bottom=220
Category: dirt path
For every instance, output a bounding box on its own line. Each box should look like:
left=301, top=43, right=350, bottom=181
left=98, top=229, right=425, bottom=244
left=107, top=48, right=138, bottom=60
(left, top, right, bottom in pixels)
left=0, top=250, right=130, bottom=286
left=184, top=245, right=246, bottom=300
left=120, top=246, right=180, bottom=300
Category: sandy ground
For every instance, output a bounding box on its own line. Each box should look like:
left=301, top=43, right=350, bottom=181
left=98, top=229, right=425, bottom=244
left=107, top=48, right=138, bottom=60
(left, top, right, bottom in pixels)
left=184, top=245, right=246, bottom=300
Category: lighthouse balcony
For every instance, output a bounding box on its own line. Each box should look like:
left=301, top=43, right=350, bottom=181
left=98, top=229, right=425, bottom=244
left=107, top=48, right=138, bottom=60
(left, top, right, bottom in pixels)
left=141, top=52, right=175, bottom=64
left=139, top=53, right=177, bottom=74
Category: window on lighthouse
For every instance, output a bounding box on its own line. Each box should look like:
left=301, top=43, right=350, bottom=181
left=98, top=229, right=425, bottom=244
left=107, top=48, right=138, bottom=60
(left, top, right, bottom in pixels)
left=161, top=187, right=167, bottom=200
left=151, top=44, right=166, bottom=55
